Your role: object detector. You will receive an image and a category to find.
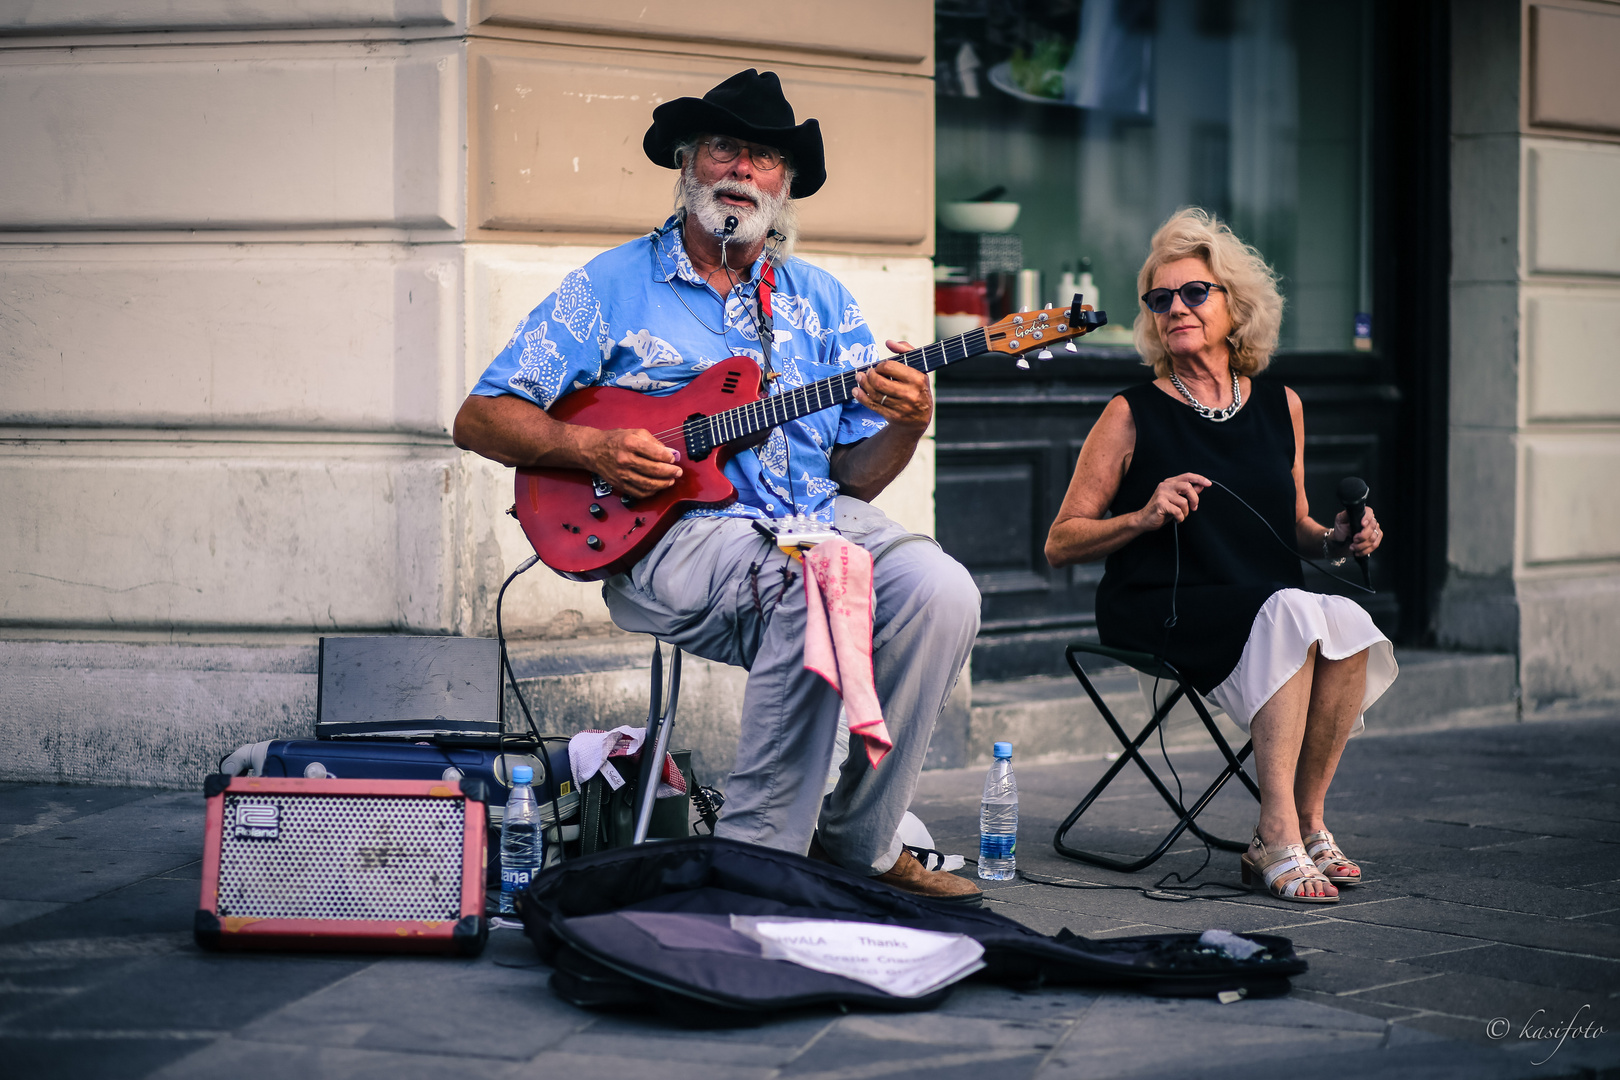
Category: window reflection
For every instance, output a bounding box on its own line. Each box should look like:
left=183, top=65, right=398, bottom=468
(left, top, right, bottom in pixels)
left=936, top=0, right=1373, bottom=352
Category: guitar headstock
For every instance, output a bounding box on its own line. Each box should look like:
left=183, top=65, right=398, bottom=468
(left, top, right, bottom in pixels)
left=983, top=296, right=1108, bottom=368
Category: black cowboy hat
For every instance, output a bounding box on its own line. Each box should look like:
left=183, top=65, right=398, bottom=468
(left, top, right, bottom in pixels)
left=643, top=69, right=825, bottom=199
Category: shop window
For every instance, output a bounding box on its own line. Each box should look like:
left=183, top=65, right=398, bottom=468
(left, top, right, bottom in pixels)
left=936, top=0, right=1373, bottom=352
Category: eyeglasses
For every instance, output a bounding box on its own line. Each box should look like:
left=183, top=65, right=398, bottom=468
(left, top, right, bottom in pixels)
left=700, top=135, right=784, bottom=171
left=1142, top=281, right=1226, bottom=314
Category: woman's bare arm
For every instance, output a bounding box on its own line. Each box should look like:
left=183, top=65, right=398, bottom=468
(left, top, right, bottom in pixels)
left=1046, top=396, right=1213, bottom=566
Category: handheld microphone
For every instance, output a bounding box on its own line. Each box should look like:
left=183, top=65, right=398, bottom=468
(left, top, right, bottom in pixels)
left=1336, top=476, right=1371, bottom=587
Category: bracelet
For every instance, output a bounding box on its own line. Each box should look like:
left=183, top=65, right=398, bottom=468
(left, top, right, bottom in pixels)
left=1321, top=528, right=1349, bottom=567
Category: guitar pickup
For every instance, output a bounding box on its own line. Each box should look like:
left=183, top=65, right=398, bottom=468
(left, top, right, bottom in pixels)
left=590, top=474, right=613, bottom=498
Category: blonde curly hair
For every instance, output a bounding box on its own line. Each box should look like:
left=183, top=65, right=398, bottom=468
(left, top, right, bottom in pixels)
left=1132, top=208, right=1283, bottom=379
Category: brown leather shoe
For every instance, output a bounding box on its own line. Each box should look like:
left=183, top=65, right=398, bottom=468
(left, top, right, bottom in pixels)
left=872, top=848, right=983, bottom=907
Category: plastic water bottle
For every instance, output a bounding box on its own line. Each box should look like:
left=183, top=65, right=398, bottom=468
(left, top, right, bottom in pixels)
left=499, top=765, right=541, bottom=914
left=979, top=742, right=1018, bottom=881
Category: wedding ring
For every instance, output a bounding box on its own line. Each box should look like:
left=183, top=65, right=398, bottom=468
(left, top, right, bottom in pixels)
left=880, top=394, right=889, bottom=407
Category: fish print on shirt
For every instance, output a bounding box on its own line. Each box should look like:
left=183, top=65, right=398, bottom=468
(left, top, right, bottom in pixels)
left=773, top=294, right=828, bottom=343
left=836, top=342, right=884, bottom=369
left=757, top=429, right=789, bottom=476
left=615, top=370, right=676, bottom=392
left=722, top=293, right=762, bottom=341
left=772, top=351, right=808, bottom=389
left=836, top=303, right=866, bottom=333
left=802, top=472, right=840, bottom=500
left=552, top=269, right=600, bottom=343
left=508, top=316, right=569, bottom=407
left=618, top=329, right=684, bottom=367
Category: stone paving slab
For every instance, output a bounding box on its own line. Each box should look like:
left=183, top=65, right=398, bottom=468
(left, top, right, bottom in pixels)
left=1, top=718, right=1618, bottom=1078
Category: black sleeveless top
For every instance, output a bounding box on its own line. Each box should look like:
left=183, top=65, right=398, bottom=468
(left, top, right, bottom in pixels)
left=1094, top=379, right=1303, bottom=693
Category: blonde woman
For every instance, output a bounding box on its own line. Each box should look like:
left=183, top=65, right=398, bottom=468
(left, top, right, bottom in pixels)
left=1045, top=209, right=1397, bottom=903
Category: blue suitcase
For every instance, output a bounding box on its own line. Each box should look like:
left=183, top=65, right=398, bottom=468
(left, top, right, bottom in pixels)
left=220, top=737, right=578, bottom=880
left=256, top=738, right=572, bottom=806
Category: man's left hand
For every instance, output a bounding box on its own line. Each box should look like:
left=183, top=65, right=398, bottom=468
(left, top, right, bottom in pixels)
left=853, top=341, right=932, bottom=432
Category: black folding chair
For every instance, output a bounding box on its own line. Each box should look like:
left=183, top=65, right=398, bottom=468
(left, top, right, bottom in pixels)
left=1053, top=642, right=1261, bottom=872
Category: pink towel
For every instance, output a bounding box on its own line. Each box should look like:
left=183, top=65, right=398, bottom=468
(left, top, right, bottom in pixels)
left=803, top=538, right=892, bottom=767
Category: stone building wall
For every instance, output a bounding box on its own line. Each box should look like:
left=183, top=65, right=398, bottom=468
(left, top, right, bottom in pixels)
left=0, top=1, right=937, bottom=786
left=1441, top=0, right=1620, bottom=704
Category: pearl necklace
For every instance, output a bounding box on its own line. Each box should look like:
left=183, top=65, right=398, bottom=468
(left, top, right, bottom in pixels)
left=1169, top=371, right=1243, bottom=422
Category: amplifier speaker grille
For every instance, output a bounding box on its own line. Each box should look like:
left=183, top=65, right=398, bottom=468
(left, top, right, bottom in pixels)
left=217, top=793, right=465, bottom=921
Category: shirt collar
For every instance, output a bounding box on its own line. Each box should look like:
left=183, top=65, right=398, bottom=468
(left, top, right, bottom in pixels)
left=650, top=215, right=771, bottom=289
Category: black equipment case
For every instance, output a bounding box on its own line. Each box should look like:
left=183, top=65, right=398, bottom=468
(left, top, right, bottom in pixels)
left=517, top=837, right=1308, bottom=1024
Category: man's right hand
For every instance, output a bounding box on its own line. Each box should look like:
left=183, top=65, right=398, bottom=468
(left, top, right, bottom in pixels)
left=586, top=427, right=683, bottom=498
left=452, top=393, right=681, bottom=498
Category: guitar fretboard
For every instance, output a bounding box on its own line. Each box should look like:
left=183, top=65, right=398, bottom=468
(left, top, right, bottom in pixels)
left=697, top=328, right=992, bottom=447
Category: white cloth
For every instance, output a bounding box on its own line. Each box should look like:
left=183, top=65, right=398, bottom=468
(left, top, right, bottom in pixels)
left=567, top=726, right=686, bottom=798
left=1204, top=589, right=1397, bottom=737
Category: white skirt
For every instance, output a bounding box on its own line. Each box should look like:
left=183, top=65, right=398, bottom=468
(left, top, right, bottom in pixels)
left=1202, top=588, right=1397, bottom=737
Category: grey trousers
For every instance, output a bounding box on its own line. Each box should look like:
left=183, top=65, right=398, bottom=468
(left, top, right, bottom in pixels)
left=602, top=497, right=981, bottom=875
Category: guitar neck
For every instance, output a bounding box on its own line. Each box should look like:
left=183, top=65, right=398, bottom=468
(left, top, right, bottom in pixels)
left=702, top=327, right=991, bottom=445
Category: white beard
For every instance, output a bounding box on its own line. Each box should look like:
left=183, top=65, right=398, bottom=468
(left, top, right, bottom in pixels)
left=680, top=171, right=788, bottom=249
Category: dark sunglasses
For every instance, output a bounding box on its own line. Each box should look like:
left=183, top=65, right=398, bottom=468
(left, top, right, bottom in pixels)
left=1142, top=280, right=1226, bottom=314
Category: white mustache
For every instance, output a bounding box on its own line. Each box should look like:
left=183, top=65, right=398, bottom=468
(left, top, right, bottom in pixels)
left=709, top=180, right=761, bottom=207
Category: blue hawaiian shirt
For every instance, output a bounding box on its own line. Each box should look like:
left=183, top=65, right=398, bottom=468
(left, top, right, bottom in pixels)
left=471, top=218, right=888, bottom=523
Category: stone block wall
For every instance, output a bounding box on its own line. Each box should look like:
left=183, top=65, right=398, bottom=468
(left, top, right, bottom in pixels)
left=1442, top=0, right=1620, bottom=703
left=0, top=2, right=938, bottom=786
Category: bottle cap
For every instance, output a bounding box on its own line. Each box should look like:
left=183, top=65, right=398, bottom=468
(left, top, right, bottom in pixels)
left=993, top=741, right=1013, bottom=759
left=511, top=765, right=533, bottom=784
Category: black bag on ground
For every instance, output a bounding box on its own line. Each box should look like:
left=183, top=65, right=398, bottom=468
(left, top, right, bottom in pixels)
left=577, top=749, right=696, bottom=855
left=516, top=836, right=1307, bottom=1025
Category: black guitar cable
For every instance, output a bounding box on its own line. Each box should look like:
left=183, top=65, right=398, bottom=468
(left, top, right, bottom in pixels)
left=494, top=552, right=569, bottom=864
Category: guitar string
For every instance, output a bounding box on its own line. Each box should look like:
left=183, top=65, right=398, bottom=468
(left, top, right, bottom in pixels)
left=638, top=331, right=990, bottom=448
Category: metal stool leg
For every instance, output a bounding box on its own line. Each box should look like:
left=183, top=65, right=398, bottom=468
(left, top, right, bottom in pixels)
left=632, top=642, right=680, bottom=845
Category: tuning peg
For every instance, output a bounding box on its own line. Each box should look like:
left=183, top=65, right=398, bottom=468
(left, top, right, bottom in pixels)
left=1015, top=356, right=1030, bottom=370
left=1037, top=348, right=1053, bottom=360
left=1065, top=341, right=1077, bottom=352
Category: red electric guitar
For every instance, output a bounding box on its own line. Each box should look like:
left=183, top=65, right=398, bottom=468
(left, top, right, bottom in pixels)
left=512, top=299, right=1108, bottom=580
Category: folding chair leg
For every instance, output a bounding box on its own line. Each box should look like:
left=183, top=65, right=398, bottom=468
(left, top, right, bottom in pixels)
left=1052, top=647, right=1259, bottom=872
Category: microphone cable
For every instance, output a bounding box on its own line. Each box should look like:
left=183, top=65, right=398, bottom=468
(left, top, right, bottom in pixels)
left=1088, top=476, right=1378, bottom=897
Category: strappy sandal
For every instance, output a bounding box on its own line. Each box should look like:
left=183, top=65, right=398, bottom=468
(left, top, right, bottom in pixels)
left=1240, top=833, right=1339, bottom=903
left=1303, top=829, right=1361, bottom=886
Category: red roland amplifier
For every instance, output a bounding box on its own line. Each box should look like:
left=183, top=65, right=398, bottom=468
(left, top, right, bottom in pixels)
left=194, top=774, right=489, bottom=956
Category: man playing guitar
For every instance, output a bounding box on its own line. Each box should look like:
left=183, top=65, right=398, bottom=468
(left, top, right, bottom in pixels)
left=454, top=70, right=983, bottom=903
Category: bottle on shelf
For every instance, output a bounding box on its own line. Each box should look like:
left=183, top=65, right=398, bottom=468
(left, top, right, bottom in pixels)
left=978, top=742, right=1018, bottom=881
left=1077, top=257, right=1100, bottom=315
left=1057, top=263, right=1078, bottom=307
